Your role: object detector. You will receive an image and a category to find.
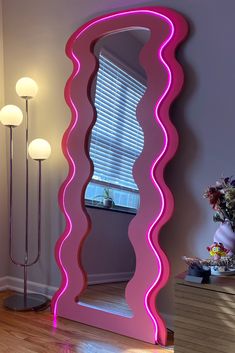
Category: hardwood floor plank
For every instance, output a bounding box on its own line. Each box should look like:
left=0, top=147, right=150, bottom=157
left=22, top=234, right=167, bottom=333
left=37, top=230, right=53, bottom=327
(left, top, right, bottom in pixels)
left=79, top=282, right=133, bottom=317
left=0, top=291, right=173, bottom=353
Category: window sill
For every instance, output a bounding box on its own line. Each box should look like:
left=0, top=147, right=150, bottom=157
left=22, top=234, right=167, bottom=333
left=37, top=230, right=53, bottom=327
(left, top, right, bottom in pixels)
left=85, top=199, right=137, bottom=215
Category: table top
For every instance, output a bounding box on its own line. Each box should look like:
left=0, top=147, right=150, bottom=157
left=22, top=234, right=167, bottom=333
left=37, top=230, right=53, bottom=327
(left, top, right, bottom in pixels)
left=176, top=272, right=235, bottom=294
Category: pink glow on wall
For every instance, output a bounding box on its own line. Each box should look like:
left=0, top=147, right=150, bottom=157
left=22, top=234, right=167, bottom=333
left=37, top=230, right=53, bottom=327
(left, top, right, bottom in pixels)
left=52, top=6, right=188, bottom=345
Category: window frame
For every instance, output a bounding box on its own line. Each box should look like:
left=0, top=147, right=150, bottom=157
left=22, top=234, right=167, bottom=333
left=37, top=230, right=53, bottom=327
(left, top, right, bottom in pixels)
left=85, top=48, right=146, bottom=212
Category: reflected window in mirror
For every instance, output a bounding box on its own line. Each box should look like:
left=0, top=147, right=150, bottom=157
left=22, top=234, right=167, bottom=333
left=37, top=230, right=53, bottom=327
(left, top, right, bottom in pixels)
left=85, top=50, right=146, bottom=212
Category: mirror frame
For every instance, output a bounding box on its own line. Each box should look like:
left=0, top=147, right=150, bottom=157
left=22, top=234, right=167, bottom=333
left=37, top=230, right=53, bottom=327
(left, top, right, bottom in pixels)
left=51, top=7, right=188, bottom=345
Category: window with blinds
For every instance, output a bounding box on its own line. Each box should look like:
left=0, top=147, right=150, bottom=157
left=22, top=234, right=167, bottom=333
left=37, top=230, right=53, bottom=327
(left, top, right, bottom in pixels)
left=85, top=52, right=146, bottom=211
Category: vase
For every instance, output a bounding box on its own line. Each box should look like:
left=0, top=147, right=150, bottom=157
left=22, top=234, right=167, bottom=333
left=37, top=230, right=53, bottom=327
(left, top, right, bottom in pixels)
left=213, top=222, right=235, bottom=254
left=103, top=198, right=113, bottom=208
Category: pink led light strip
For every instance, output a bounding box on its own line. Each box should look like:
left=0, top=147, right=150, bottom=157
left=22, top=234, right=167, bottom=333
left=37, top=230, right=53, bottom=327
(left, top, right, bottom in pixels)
left=144, top=18, right=174, bottom=342
left=52, top=56, right=80, bottom=326
left=52, top=7, right=186, bottom=344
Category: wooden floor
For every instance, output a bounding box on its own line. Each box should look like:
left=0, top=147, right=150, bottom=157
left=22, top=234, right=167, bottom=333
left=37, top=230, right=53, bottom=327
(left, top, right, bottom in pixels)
left=0, top=291, right=174, bottom=353
left=79, top=282, right=133, bottom=317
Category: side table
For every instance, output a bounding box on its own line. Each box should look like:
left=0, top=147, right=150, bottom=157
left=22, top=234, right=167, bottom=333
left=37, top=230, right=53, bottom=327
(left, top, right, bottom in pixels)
left=174, top=272, right=235, bottom=353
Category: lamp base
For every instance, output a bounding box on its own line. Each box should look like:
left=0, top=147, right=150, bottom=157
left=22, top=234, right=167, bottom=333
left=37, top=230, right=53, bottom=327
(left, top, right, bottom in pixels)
left=4, top=292, right=50, bottom=311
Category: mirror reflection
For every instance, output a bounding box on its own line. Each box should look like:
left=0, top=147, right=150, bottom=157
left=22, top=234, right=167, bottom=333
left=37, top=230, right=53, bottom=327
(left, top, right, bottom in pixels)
left=79, top=29, right=150, bottom=317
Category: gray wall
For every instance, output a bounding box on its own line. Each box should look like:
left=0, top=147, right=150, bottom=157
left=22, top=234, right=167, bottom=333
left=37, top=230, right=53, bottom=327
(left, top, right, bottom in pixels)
left=1, top=0, right=235, bottom=319
left=82, top=208, right=135, bottom=275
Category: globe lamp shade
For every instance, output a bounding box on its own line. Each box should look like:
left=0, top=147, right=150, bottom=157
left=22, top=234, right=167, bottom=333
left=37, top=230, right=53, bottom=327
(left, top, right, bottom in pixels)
left=28, top=139, right=51, bottom=161
left=16, top=77, right=38, bottom=98
left=0, top=105, right=23, bottom=127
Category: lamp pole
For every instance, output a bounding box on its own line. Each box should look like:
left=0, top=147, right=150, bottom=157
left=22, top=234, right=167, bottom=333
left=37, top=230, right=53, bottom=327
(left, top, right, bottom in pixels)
left=0, top=78, right=51, bottom=311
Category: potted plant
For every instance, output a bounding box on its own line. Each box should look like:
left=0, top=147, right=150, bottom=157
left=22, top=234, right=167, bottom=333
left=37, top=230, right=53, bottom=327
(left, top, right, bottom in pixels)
left=102, top=188, right=114, bottom=208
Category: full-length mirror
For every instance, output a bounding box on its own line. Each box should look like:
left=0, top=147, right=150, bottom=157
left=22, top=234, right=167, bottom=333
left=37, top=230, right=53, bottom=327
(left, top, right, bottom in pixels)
left=79, top=29, right=150, bottom=318
left=52, top=7, right=188, bottom=345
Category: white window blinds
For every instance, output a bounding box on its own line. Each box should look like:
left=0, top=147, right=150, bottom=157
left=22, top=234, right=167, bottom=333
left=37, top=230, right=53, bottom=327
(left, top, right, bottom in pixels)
left=85, top=53, right=145, bottom=209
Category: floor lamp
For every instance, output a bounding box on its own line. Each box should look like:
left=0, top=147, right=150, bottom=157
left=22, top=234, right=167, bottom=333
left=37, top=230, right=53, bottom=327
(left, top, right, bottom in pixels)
left=0, top=77, right=51, bottom=311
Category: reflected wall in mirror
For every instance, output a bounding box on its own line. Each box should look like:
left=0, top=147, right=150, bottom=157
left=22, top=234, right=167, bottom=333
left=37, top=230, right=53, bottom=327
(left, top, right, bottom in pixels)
left=52, top=7, right=188, bottom=345
left=79, top=29, right=150, bottom=318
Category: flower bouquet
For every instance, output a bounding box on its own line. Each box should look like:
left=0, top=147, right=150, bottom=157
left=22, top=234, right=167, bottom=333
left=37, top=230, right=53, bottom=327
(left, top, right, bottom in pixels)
left=203, top=176, right=235, bottom=231
left=183, top=177, right=235, bottom=278
left=203, top=176, right=235, bottom=274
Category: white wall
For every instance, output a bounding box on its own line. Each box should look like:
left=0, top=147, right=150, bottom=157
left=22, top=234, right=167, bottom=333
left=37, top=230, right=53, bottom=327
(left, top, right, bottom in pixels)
left=0, top=0, right=8, bottom=278
left=2, top=0, right=235, bottom=320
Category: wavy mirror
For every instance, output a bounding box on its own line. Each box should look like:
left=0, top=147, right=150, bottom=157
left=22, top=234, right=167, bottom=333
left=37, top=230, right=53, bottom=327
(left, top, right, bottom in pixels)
left=52, top=7, right=188, bottom=345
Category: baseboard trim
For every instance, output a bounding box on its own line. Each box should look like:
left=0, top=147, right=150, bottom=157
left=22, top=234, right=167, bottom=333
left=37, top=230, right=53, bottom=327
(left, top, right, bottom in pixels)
left=1, top=276, right=58, bottom=298
left=0, top=271, right=134, bottom=298
left=88, top=271, right=134, bottom=284
left=0, top=276, right=8, bottom=292
left=9, top=276, right=58, bottom=297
